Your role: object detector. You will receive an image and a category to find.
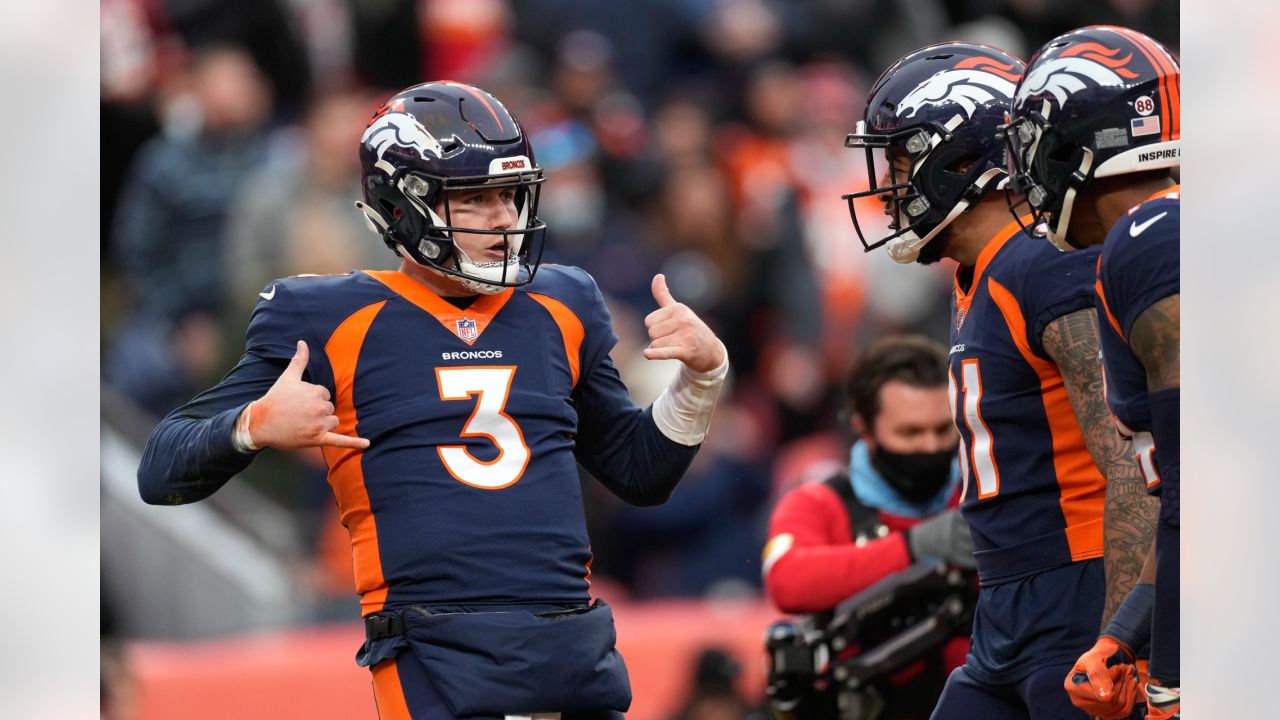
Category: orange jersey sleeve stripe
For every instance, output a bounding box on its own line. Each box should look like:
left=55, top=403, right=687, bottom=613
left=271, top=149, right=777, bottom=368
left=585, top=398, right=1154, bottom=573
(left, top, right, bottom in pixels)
left=322, top=300, right=390, bottom=614
left=987, top=278, right=1105, bottom=561
left=371, top=658, right=414, bottom=720
left=1096, top=277, right=1127, bottom=341
left=364, top=270, right=513, bottom=344
left=526, top=292, right=585, bottom=387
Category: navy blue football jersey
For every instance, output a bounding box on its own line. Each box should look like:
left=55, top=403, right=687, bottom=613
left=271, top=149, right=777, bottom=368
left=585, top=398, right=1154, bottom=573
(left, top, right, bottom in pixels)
left=1096, top=187, right=1180, bottom=492
left=251, top=266, right=644, bottom=614
left=947, top=220, right=1106, bottom=584
left=139, top=264, right=700, bottom=617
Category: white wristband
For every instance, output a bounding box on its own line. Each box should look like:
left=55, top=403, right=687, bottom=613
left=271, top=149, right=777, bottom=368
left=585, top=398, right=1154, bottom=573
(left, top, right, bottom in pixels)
left=651, top=343, right=729, bottom=446
left=232, top=401, right=262, bottom=453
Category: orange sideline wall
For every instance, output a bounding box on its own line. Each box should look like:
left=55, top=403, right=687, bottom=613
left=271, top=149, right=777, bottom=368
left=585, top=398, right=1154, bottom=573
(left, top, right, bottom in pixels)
left=125, top=599, right=779, bottom=719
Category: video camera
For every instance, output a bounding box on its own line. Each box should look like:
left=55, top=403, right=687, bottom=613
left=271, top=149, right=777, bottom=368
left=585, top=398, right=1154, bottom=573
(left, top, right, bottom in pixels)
left=764, top=559, right=977, bottom=720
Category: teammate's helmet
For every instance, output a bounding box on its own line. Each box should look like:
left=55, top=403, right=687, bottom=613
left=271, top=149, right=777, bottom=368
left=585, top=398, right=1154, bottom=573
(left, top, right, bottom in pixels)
left=356, top=81, right=547, bottom=293
left=1001, top=26, right=1180, bottom=250
left=843, top=43, right=1025, bottom=264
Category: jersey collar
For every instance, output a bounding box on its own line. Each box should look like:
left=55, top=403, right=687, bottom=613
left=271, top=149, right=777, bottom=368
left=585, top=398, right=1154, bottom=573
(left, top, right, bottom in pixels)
left=363, top=270, right=514, bottom=345
left=953, top=215, right=1028, bottom=322
left=1146, top=183, right=1180, bottom=203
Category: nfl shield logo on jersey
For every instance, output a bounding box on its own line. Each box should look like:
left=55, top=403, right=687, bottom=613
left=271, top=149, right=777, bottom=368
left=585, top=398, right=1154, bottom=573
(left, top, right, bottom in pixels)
left=455, top=317, right=478, bottom=342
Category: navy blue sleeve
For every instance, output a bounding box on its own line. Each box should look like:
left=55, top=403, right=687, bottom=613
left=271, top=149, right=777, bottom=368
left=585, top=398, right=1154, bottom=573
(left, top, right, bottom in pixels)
left=572, top=357, right=699, bottom=506
left=1100, top=203, right=1180, bottom=338
left=567, top=268, right=699, bottom=506
left=137, top=351, right=286, bottom=505
left=245, top=280, right=319, bottom=362
left=1022, top=243, right=1103, bottom=358
left=138, top=281, right=322, bottom=505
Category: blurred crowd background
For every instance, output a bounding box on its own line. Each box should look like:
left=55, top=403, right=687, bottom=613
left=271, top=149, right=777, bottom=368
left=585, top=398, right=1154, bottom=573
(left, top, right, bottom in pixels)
left=99, top=0, right=1176, bottom=715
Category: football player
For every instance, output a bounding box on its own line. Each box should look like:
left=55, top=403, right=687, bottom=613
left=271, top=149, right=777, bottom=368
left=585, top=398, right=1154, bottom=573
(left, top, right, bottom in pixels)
left=1003, top=25, right=1180, bottom=719
left=842, top=42, right=1154, bottom=719
left=137, top=81, right=730, bottom=720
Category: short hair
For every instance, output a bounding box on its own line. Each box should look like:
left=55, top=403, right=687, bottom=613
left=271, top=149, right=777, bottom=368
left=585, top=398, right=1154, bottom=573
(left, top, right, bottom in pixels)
left=845, top=335, right=949, bottom=431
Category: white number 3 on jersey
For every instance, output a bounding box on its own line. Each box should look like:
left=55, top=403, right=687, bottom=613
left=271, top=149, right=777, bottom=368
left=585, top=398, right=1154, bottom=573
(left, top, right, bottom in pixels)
left=435, top=366, right=530, bottom=489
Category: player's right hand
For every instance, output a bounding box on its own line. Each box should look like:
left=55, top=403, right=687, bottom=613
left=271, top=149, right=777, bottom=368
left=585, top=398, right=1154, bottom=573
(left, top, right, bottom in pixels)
left=1064, top=636, right=1141, bottom=720
left=246, top=340, right=370, bottom=450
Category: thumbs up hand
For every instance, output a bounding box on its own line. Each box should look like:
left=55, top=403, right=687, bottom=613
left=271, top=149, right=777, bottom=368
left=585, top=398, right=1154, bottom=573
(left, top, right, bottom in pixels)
left=643, top=274, right=727, bottom=374
left=243, top=340, right=370, bottom=450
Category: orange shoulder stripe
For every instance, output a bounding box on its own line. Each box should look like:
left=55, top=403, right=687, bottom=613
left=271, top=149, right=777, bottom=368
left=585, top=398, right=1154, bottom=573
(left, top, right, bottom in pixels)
left=526, top=292, right=585, bottom=388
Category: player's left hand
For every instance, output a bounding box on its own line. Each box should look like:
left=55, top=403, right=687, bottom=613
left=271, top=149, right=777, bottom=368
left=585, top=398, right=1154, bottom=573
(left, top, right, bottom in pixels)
left=643, top=274, right=726, bottom=373
left=1064, top=636, right=1141, bottom=720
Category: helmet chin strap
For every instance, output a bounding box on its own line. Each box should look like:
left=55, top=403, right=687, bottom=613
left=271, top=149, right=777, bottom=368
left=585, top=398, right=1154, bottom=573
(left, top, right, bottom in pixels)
left=886, top=166, right=1005, bottom=264
left=1047, top=147, right=1094, bottom=252
left=454, top=275, right=508, bottom=295
left=452, top=245, right=520, bottom=295
left=398, top=249, right=509, bottom=295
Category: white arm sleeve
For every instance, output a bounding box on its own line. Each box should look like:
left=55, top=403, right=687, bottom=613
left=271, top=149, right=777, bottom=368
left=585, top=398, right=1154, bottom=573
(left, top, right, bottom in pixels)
left=650, top=343, right=729, bottom=446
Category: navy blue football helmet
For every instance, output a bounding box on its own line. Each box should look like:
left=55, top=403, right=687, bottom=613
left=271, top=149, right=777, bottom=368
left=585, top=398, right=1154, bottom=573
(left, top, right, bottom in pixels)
left=356, top=81, right=547, bottom=292
left=843, top=43, right=1025, bottom=264
left=1001, top=26, right=1180, bottom=250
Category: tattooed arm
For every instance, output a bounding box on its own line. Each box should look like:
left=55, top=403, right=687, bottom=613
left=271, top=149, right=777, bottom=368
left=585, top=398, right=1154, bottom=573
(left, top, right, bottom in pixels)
left=1127, top=292, right=1181, bottom=585
left=1128, top=294, right=1180, bottom=393
left=1042, top=308, right=1160, bottom=623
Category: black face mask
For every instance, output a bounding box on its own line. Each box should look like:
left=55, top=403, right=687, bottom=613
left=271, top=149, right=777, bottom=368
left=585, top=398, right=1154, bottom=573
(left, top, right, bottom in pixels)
left=869, top=445, right=958, bottom=503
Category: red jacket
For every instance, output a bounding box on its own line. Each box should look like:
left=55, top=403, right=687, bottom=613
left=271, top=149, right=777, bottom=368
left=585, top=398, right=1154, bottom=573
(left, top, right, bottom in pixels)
left=767, top=478, right=951, bottom=612
left=762, top=475, right=969, bottom=681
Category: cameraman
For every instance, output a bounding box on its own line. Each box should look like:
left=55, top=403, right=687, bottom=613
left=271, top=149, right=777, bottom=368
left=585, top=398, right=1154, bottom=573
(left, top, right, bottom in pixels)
left=762, top=336, right=973, bottom=716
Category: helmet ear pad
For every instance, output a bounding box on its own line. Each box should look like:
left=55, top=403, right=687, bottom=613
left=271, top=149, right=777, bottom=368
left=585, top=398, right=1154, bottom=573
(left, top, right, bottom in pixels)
left=918, top=144, right=981, bottom=212
left=1024, top=128, right=1088, bottom=221
left=906, top=136, right=1001, bottom=231
left=366, top=183, right=457, bottom=267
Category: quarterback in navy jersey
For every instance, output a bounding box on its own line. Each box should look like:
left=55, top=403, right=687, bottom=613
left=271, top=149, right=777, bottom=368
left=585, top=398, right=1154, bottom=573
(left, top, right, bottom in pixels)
left=137, top=82, right=729, bottom=720
left=844, top=42, right=1151, bottom=719
left=1005, top=25, right=1180, bottom=719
